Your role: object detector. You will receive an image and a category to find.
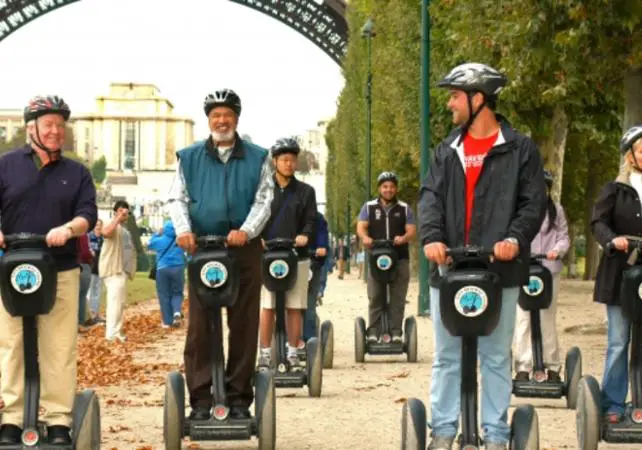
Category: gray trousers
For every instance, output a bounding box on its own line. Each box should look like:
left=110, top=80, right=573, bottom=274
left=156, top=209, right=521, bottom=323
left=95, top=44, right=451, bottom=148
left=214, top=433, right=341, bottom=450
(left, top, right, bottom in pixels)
left=367, top=259, right=410, bottom=335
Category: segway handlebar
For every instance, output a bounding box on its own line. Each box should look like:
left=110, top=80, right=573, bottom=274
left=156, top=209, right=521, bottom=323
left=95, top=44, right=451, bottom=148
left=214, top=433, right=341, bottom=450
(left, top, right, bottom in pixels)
left=195, top=235, right=227, bottom=248
left=445, top=246, right=494, bottom=259
left=264, top=238, right=295, bottom=250
left=605, top=239, right=642, bottom=257
left=3, top=233, right=47, bottom=245
left=371, top=239, right=395, bottom=248
left=530, top=253, right=561, bottom=261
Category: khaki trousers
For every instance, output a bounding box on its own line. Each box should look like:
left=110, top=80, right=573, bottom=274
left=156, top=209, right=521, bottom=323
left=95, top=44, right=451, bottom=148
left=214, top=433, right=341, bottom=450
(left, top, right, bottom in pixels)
left=0, top=268, right=80, bottom=427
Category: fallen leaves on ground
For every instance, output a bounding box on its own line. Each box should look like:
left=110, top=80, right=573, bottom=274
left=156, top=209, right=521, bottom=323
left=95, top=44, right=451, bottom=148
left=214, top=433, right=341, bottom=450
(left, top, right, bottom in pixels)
left=77, top=308, right=187, bottom=388
left=386, top=369, right=410, bottom=380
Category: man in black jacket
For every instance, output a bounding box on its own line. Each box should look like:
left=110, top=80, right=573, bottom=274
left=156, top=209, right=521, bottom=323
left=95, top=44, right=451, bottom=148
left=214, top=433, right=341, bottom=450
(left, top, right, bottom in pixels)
left=258, top=138, right=317, bottom=369
left=418, top=63, right=546, bottom=450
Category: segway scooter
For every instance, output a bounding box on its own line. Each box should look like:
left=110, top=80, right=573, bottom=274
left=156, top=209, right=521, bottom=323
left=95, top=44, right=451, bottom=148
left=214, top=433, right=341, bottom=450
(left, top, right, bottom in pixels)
left=262, top=238, right=323, bottom=397
left=163, top=235, right=275, bottom=450
left=296, top=255, right=334, bottom=369
left=354, top=239, right=418, bottom=363
left=401, top=246, right=539, bottom=450
left=512, top=253, right=582, bottom=409
left=0, top=233, right=100, bottom=449
left=576, top=240, right=642, bottom=449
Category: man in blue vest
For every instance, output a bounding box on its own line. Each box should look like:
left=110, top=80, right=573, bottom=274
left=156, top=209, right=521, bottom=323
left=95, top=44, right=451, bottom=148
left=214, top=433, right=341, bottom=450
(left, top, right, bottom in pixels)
left=167, top=89, right=274, bottom=421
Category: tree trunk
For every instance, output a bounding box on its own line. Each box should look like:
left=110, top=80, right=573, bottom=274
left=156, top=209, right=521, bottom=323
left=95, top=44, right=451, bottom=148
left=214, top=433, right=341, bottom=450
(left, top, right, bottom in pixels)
left=583, top=154, right=601, bottom=280
left=567, top=224, right=578, bottom=278
left=624, top=67, right=642, bottom=131
left=544, top=105, right=569, bottom=203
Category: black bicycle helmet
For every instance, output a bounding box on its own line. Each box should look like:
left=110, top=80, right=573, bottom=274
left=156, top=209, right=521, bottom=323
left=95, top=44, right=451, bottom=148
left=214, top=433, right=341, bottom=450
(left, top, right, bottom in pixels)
left=271, top=138, right=301, bottom=158
left=620, top=126, right=642, bottom=155
left=543, top=169, right=553, bottom=188
left=24, top=95, right=71, bottom=123
left=377, top=171, right=398, bottom=186
left=203, top=89, right=242, bottom=117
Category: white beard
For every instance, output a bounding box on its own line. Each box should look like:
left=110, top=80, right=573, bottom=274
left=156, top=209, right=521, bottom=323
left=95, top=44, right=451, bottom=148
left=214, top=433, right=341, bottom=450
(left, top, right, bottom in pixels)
left=211, top=130, right=234, bottom=144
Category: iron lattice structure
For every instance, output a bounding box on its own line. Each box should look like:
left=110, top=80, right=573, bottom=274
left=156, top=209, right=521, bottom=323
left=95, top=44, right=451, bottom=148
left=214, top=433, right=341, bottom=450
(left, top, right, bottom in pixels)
left=0, top=0, right=348, bottom=65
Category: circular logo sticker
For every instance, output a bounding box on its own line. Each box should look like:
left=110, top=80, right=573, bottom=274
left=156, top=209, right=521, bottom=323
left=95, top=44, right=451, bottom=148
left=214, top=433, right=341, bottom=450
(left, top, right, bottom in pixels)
left=454, top=286, right=488, bottom=318
left=376, top=255, right=393, bottom=271
left=200, top=261, right=228, bottom=288
left=533, top=371, right=547, bottom=383
left=522, top=276, right=544, bottom=297
left=269, top=259, right=289, bottom=279
left=10, top=264, right=42, bottom=294
left=632, top=408, right=642, bottom=424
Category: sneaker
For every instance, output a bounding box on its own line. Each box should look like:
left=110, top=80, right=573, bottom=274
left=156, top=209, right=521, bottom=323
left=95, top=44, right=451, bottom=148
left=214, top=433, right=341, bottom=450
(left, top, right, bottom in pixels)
left=189, top=406, right=211, bottom=421
left=485, top=442, right=508, bottom=450
left=603, top=412, right=622, bottom=424
left=427, top=435, right=454, bottom=450
left=514, top=371, right=530, bottom=382
left=257, top=350, right=272, bottom=371
left=173, top=312, right=182, bottom=327
left=107, top=334, right=127, bottom=343
left=287, top=353, right=303, bottom=370
left=547, top=369, right=561, bottom=382
left=391, top=334, right=403, bottom=344
left=0, top=424, right=21, bottom=444
left=47, top=425, right=72, bottom=445
left=366, top=331, right=378, bottom=344
left=161, top=323, right=171, bottom=329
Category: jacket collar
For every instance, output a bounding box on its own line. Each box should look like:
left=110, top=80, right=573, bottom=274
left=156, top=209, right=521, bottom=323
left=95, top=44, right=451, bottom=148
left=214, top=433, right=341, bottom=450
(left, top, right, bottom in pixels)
left=205, top=132, right=245, bottom=161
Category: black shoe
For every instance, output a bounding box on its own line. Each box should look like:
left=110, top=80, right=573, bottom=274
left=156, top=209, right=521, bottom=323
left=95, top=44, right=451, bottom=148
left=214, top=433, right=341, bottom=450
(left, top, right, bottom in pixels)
left=0, top=424, right=21, bottom=444
left=547, top=369, right=561, bottom=382
left=47, top=425, right=71, bottom=445
left=515, top=371, right=530, bottom=382
left=230, top=405, right=251, bottom=420
left=189, top=406, right=211, bottom=421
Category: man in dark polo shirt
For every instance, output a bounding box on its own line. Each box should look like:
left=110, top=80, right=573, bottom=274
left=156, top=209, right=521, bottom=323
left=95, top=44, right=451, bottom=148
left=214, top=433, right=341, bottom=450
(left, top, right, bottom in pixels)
left=0, top=95, right=97, bottom=445
left=356, top=172, right=416, bottom=344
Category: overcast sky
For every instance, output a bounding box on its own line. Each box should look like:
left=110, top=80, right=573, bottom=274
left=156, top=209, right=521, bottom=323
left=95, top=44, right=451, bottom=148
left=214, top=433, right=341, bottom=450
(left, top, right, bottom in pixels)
left=0, top=0, right=345, bottom=148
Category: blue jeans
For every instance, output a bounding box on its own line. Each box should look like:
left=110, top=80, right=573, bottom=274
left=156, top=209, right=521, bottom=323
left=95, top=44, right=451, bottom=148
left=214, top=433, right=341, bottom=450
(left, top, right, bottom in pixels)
left=78, top=264, right=91, bottom=325
left=601, top=304, right=631, bottom=415
left=318, top=265, right=329, bottom=297
left=303, top=264, right=323, bottom=341
left=156, top=266, right=185, bottom=326
left=429, top=286, right=518, bottom=444
left=87, top=274, right=102, bottom=316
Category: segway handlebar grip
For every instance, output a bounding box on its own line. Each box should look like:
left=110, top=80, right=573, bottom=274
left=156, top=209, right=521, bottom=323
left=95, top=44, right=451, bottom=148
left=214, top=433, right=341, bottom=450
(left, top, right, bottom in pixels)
left=604, top=242, right=617, bottom=257
left=445, top=246, right=494, bottom=259
left=3, top=233, right=47, bottom=245
left=195, top=235, right=227, bottom=247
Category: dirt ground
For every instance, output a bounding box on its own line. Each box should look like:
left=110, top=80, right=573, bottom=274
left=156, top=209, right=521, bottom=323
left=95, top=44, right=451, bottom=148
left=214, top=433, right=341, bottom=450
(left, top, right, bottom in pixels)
left=18, top=273, right=627, bottom=449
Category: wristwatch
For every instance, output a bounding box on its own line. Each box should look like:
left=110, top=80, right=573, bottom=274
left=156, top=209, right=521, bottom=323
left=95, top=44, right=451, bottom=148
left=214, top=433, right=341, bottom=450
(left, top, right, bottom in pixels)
left=505, top=237, right=519, bottom=246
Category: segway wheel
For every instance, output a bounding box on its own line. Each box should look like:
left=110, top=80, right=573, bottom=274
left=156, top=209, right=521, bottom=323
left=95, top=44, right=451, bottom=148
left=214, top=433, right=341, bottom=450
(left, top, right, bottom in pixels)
left=163, top=371, right=185, bottom=450
left=255, top=370, right=276, bottom=450
left=72, top=389, right=101, bottom=450
left=354, top=317, right=366, bottom=363
left=565, top=346, right=582, bottom=409
left=400, top=398, right=426, bottom=450
left=306, top=337, right=323, bottom=397
left=404, top=316, right=418, bottom=363
left=509, top=404, right=539, bottom=450
left=320, top=320, right=334, bottom=369
left=575, top=375, right=601, bottom=450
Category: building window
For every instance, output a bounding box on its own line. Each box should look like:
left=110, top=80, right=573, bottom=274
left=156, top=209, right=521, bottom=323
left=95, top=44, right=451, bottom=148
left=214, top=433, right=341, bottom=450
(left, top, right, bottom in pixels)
left=123, top=121, right=136, bottom=170
left=0, top=126, right=6, bottom=142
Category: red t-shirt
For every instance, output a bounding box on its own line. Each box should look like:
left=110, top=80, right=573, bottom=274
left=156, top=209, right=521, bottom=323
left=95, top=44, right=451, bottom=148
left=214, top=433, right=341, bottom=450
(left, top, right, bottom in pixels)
left=463, top=131, right=498, bottom=243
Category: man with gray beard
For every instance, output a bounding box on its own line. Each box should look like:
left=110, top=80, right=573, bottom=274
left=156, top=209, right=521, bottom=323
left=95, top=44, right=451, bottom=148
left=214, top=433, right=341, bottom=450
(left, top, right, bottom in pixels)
left=167, top=89, right=274, bottom=421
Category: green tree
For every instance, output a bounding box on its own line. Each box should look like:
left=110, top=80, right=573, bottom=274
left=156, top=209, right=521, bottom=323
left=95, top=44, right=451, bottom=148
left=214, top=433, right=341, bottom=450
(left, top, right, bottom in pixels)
left=91, top=156, right=107, bottom=183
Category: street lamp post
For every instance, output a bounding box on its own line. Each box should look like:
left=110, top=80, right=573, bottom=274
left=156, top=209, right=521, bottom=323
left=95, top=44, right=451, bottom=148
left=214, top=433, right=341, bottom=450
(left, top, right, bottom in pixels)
left=418, top=0, right=432, bottom=317
left=362, top=17, right=375, bottom=282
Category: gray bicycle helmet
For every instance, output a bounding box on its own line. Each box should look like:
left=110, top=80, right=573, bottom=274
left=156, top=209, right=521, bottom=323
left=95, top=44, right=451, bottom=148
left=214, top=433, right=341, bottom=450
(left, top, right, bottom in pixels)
left=271, top=138, right=301, bottom=158
left=204, top=89, right=242, bottom=117
left=620, top=126, right=642, bottom=154
left=377, top=171, right=398, bottom=186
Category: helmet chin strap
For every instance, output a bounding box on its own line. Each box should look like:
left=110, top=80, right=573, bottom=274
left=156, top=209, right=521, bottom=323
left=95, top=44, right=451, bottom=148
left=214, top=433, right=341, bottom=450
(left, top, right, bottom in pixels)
left=31, top=122, right=62, bottom=159
left=457, top=93, right=487, bottom=146
left=631, top=150, right=642, bottom=171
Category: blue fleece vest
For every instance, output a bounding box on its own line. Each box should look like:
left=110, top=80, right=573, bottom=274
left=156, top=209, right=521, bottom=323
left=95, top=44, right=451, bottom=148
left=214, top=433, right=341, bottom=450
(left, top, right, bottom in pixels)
left=177, top=139, right=267, bottom=237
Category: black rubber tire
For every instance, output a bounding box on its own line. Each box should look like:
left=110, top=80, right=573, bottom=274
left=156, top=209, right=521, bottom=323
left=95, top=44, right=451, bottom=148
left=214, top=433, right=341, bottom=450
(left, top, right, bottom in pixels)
left=404, top=316, right=418, bottom=363
left=565, top=346, right=582, bottom=409
left=255, top=370, right=276, bottom=450
left=163, top=371, right=185, bottom=450
left=354, top=317, right=366, bottom=363
left=575, top=375, right=601, bottom=450
left=306, top=337, right=323, bottom=397
left=320, top=320, right=334, bottom=369
left=400, top=398, right=426, bottom=450
left=509, top=404, right=539, bottom=450
left=72, top=389, right=101, bottom=450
